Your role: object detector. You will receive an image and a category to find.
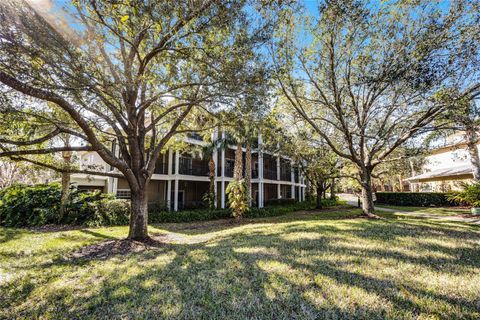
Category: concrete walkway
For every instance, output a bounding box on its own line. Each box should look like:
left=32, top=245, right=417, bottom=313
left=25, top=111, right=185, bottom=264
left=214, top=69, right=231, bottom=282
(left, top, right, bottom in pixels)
left=338, top=193, right=480, bottom=225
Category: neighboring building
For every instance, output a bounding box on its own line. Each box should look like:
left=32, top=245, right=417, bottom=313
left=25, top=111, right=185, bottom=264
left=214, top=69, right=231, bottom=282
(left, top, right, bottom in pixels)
left=71, top=131, right=307, bottom=211
left=407, top=133, right=480, bottom=192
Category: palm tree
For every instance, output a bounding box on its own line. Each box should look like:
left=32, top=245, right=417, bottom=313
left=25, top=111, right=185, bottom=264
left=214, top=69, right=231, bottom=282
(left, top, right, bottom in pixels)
left=201, top=135, right=231, bottom=209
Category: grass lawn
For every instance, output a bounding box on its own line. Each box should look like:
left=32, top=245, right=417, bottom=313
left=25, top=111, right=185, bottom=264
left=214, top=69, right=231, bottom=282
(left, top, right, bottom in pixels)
left=1, top=208, right=479, bottom=319
left=376, top=205, right=473, bottom=215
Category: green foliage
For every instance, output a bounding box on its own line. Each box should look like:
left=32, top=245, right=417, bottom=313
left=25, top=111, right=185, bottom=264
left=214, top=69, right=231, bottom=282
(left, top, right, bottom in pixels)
left=149, top=208, right=231, bottom=224
left=148, top=199, right=345, bottom=223
left=226, top=179, right=248, bottom=218
left=202, top=192, right=216, bottom=210
left=0, top=184, right=130, bottom=227
left=376, top=192, right=455, bottom=207
left=0, top=183, right=61, bottom=227
left=448, top=182, right=480, bottom=207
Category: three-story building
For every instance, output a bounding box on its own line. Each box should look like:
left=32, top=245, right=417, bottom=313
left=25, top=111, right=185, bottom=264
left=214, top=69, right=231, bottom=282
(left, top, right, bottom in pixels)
left=71, top=131, right=307, bottom=211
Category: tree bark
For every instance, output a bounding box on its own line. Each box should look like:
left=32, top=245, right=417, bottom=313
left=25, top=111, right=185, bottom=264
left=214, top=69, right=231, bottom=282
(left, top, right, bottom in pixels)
left=465, top=128, right=480, bottom=181
left=330, top=178, right=336, bottom=200
left=360, top=168, right=376, bottom=217
left=316, top=183, right=323, bottom=209
left=59, top=150, right=72, bottom=221
left=233, top=143, right=243, bottom=181
left=208, top=157, right=216, bottom=209
left=245, top=143, right=252, bottom=206
left=128, top=189, right=149, bottom=240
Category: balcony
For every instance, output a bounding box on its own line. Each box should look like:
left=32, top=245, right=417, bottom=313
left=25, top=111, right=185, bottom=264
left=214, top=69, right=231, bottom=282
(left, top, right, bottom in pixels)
left=280, top=170, right=291, bottom=182
left=179, top=157, right=209, bottom=176
left=154, top=162, right=168, bottom=174
left=264, top=169, right=277, bottom=180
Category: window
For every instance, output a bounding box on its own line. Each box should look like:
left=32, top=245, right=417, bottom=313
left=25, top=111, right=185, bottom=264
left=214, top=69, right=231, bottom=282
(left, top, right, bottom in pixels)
left=116, top=189, right=131, bottom=199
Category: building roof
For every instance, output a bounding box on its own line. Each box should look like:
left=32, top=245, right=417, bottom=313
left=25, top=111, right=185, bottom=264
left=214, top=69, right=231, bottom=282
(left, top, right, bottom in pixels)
left=407, top=164, right=473, bottom=182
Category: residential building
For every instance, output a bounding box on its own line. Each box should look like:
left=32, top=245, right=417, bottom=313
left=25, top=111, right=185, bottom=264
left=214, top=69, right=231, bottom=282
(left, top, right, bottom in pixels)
left=407, top=133, right=480, bottom=192
left=71, top=131, right=307, bottom=210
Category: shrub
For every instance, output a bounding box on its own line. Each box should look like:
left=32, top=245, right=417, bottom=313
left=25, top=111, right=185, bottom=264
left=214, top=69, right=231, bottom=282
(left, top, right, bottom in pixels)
left=226, top=179, right=248, bottom=218
left=0, top=184, right=131, bottom=227
left=375, top=192, right=455, bottom=207
left=0, top=183, right=61, bottom=227
left=87, top=199, right=131, bottom=227
left=148, top=198, right=345, bottom=223
left=448, top=182, right=480, bottom=207
left=149, top=208, right=231, bottom=223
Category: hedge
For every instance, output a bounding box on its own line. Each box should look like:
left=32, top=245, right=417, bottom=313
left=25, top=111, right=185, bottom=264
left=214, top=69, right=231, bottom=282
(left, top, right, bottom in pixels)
left=150, top=198, right=345, bottom=223
left=375, top=192, right=455, bottom=207
left=0, top=183, right=130, bottom=227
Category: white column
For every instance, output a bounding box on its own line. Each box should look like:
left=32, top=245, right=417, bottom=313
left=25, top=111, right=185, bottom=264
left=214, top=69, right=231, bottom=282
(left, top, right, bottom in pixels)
left=220, top=131, right=226, bottom=208
left=221, top=132, right=225, bottom=177
left=166, top=180, right=171, bottom=211
left=112, top=177, right=118, bottom=195
left=174, top=179, right=179, bottom=211
left=221, top=180, right=225, bottom=208
left=291, top=163, right=295, bottom=200
left=258, top=135, right=264, bottom=208
left=174, top=150, right=180, bottom=211
left=168, top=148, right=173, bottom=175
left=277, top=156, right=281, bottom=198
left=213, top=149, right=218, bottom=208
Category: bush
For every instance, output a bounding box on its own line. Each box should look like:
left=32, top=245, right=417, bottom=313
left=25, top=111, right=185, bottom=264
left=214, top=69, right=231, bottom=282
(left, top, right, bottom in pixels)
left=147, top=198, right=346, bottom=223
left=375, top=192, right=455, bottom=207
left=0, top=184, right=130, bottom=227
left=448, top=182, right=480, bottom=207
left=149, top=208, right=231, bottom=223
left=0, top=183, right=61, bottom=227
left=86, top=199, right=131, bottom=227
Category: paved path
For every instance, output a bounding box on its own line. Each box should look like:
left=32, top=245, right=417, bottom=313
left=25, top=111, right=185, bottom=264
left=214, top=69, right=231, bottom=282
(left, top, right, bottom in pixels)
left=338, top=193, right=480, bottom=225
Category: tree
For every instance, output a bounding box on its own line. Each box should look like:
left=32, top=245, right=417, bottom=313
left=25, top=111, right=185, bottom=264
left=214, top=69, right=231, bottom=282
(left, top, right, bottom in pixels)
left=268, top=112, right=341, bottom=209
left=0, top=0, right=282, bottom=240
left=274, top=0, right=480, bottom=216
left=200, top=135, right=231, bottom=210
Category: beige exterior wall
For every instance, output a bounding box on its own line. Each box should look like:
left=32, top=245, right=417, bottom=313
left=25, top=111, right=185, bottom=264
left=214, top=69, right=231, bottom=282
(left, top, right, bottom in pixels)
left=116, top=178, right=166, bottom=204
left=412, top=140, right=479, bottom=192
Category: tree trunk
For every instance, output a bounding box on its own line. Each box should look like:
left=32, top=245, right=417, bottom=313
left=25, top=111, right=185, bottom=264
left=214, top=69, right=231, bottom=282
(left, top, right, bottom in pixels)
left=316, top=183, right=323, bottom=209
left=466, top=128, right=480, bottom=181
left=360, top=168, right=376, bottom=217
left=245, top=143, right=252, bottom=206
left=330, top=178, right=336, bottom=200
left=128, top=189, right=149, bottom=240
left=233, top=143, right=243, bottom=181
left=59, top=150, right=72, bottom=221
left=208, top=157, right=216, bottom=209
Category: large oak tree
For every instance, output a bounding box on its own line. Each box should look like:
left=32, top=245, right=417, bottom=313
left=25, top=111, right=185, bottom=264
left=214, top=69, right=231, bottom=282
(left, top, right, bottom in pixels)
left=274, top=0, right=480, bottom=216
left=0, top=0, right=281, bottom=239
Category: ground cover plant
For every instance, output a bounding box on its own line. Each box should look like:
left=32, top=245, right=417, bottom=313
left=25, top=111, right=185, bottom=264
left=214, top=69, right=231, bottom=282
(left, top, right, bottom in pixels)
left=1, top=207, right=479, bottom=319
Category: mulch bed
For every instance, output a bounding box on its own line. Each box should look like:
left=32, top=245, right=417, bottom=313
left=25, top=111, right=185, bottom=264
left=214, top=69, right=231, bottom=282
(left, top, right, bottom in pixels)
left=64, top=235, right=169, bottom=261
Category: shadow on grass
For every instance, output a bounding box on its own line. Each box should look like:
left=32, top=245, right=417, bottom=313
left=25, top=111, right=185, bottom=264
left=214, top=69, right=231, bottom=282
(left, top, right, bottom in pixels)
left=3, top=211, right=480, bottom=319
left=0, top=228, right=26, bottom=244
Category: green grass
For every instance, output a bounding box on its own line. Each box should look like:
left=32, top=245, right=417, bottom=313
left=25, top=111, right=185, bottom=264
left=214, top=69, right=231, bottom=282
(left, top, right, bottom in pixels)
left=1, top=208, right=480, bottom=319
left=377, top=205, right=472, bottom=215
